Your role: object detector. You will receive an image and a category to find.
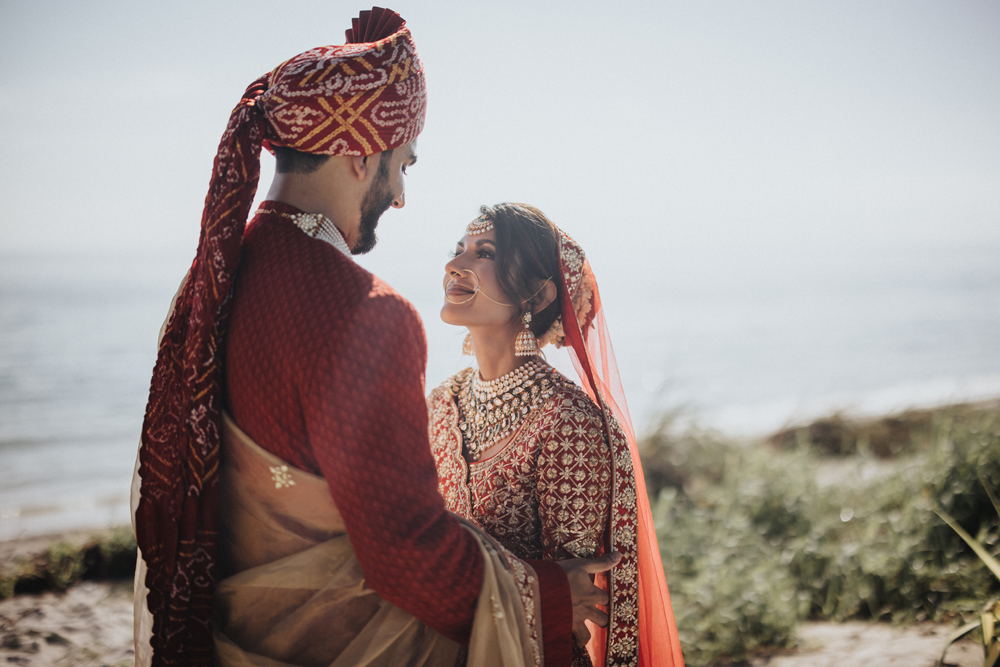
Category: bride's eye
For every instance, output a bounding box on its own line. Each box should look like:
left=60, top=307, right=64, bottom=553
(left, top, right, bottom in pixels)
left=477, top=249, right=494, bottom=259
left=450, top=247, right=462, bottom=258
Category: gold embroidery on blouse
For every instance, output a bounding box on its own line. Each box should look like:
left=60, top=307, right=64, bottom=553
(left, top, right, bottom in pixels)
left=431, top=366, right=611, bottom=560
left=601, top=403, right=640, bottom=666
left=429, top=365, right=641, bottom=667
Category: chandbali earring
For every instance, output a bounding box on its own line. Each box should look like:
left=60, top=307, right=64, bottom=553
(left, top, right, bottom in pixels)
left=462, top=331, right=474, bottom=356
left=514, top=312, right=539, bottom=357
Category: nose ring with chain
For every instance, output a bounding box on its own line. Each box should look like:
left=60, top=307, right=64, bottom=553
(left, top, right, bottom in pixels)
left=444, top=269, right=550, bottom=307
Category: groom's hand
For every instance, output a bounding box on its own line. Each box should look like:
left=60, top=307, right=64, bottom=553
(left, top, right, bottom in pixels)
left=558, top=551, right=622, bottom=646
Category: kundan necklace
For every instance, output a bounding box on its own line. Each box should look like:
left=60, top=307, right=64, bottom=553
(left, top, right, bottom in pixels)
left=457, top=360, right=554, bottom=462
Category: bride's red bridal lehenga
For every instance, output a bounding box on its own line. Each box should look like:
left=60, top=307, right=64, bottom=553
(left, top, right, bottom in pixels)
left=429, top=229, right=685, bottom=667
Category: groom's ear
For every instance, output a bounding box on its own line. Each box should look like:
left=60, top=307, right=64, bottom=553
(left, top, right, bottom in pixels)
left=350, top=155, right=371, bottom=181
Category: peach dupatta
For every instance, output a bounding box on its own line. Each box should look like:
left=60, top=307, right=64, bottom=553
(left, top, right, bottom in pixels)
left=134, top=405, right=541, bottom=667
left=211, top=413, right=539, bottom=667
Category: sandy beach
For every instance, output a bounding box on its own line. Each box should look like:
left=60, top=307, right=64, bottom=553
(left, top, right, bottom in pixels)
left=0, top=582, right=984, bottom=667
left=0, top=581, right=133, bottom=667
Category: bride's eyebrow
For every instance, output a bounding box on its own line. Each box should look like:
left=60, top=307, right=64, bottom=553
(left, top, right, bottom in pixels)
left=475, top=240, right=496, bottom=247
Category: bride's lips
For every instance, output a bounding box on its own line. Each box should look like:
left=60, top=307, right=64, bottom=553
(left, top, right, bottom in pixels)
left=445, top=282, right=476, bottom=296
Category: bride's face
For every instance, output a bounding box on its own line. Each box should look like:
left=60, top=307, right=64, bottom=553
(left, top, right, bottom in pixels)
left=440, top=227, right=519, bottom=329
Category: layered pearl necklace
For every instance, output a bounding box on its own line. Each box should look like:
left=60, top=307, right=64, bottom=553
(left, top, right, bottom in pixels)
left=457, top=360, right=554, bottom=461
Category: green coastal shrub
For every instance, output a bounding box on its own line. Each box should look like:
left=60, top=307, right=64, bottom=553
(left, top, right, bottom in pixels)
left=0, top=526, right=137, bottom=598
left=934, top=477, right=1000, bottom=666
left=643, top=402, right=1000, bottom=666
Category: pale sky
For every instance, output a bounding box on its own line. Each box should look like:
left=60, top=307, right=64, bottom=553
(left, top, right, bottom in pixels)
left=2, top=0, right=999, bottom=429
left=2, top=0, right=997, bottom=256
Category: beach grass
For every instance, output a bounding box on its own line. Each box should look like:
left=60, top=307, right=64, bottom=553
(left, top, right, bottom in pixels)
left=0, top=525, right=136, bottom=599
left=642, top=400, right=1000, bottom=666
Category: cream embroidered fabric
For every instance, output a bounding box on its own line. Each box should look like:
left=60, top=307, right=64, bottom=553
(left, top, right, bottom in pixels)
left=211, top=414, right=538, bottom=667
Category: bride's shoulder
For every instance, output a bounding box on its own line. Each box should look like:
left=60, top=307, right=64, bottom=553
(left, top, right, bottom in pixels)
left=541, top=367, right=605, bottom=427
left=427, top=367, right=475, bottom=403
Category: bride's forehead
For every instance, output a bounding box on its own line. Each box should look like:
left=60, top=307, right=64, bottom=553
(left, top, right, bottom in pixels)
left=457, top=229, right=496, bottom=246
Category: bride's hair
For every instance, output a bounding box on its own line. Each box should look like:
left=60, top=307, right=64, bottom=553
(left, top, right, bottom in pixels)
left=478, top=203, right=561, bottom=337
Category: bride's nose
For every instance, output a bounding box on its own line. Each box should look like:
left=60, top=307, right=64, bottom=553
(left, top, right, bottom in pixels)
left=444, top=254, right=465, bottom=276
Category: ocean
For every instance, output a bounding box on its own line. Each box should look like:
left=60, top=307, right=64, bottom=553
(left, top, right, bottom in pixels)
left=2, top=244, right=998, bottom=540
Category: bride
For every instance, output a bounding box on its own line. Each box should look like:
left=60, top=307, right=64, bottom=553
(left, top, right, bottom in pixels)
left=428, top=203, right=686, bottom=667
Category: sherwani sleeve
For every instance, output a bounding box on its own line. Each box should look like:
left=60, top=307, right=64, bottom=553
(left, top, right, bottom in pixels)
left=299, top=288, right=482, bottom=642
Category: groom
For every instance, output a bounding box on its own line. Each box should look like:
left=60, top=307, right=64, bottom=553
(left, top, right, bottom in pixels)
left=133, top=8, right=617, bottom=666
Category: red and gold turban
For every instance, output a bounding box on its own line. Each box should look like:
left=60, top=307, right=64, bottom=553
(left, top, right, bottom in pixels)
left=261, top=20, right=426, bottom=156
left=134, top=9, right=424, bottom=666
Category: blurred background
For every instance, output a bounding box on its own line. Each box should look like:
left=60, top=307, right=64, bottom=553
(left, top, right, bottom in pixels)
left=2, top=2, right=999, bottom=663
left=1, top=0, right=998, bottom=584
left=0, top=0, right=1000, bottom=537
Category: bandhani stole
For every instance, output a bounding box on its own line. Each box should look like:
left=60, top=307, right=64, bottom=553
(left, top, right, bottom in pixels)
left=133, top=10, right=426, bottom=665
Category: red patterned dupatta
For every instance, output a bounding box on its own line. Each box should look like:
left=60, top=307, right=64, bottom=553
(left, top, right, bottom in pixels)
left=134, top=11, right=427, bottom=666
left=552, top=231, right=685, bottom=667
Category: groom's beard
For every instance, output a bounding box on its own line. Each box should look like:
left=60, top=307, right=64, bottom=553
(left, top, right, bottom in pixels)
left=352, top=158, right=395, bottom=255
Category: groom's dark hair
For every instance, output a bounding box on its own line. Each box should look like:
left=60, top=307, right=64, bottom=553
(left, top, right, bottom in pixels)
left=273, top=146, right=330, bottom=174
left=273, top=145, right=396, bottom=175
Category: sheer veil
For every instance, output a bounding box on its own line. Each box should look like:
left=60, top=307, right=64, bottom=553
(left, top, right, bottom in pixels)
left=550, top=230, right=685, bottom=667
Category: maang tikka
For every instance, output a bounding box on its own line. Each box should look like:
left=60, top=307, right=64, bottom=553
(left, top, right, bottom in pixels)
left=514, top=311, right=539, bottom=357
left=466, top=214, right=493, bottom=235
